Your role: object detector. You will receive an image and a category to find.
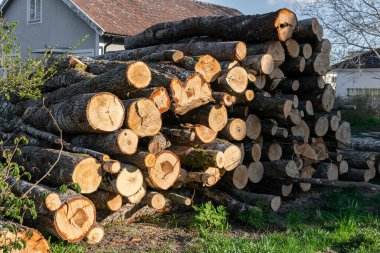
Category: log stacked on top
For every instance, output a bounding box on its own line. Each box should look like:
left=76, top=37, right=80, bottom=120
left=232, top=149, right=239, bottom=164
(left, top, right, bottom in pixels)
left=0, top=8, right=379, bottom=251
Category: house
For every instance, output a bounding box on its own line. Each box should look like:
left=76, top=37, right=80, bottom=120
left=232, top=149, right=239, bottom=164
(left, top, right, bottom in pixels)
left=326, top=49, right=380, bottom=98
left=0, top=0, right=241, bottom=57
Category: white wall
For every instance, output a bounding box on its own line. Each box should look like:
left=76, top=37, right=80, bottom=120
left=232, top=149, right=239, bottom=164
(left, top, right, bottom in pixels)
left=328, top=69, right=380, bottom=97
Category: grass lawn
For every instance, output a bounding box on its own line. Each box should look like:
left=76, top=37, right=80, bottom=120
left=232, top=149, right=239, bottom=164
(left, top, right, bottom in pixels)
left=50, top=188, right=380, bottom=253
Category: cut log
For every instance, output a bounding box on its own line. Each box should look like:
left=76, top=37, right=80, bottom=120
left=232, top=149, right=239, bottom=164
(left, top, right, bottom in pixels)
left=140, top=132, right=171, bottom=154
left=86, top=191, right=123, bottom=212
left=264, top=68, right=285, bottom=91
left=335, top=121, right=352, bottom=146
left=122, top=98, right=162, bottom=137
left=71, top=129, right=138, bottom=156
left=169, top=146, right=225, bottom=169
left=313, top=39, right=332, bottom=53
left=220, top=118, right=247, bottom=141
left=127, top=182, right=147, bottom=204
left=11, top=179, right=96, bottom=242
left=177, top=55, right=222, bottom=82
left=247, top=41, right=285, bottom=65
left=247, top=178, right=293, bottom=197
left=300, top=43, right=313, bottom=59
left=102, top=160, right=121, bottom=174
left=113, top=150, right=156, bottom=169
left=179, top=104, right=228, bottom=132
left=284, top=39, right=300, bottom=58
left=338, top=160, right=349, bottom=175
left=338, top=150, right=376, bottom=170
left=164, top=192, right=192, bottom=206
left=85, top=223, right=105, bottom=245
left=291, top=120, right=311, bottom=139
left=233, top=90, right=255, bottom=104
left=145, top=192, right=166, bottom=210
left=298, top=100, right=314, bottom=116
left=262, top=160, right=298, bottom=178
left=351, top=137, right=380, bottom=153
left=248, top=161, right=264, bottom=183
left=227, top=189, right=281, bottom=212
left=313, top=163, right=339, bottom=180
left=252, top=74, right=266, bottom=89
left=140, top=50, right=184, bottom=62
left=292, top=18, right=323, bottom=42
left=212, top=92, right=235, bottom=107
left=123, top=9, right=297, bottom=49
left=12, top=146, right=101, bottom=194
left=222, top=164, right=249, bottom=189
left=243, top=142, right=262, bottom=163
left=198, top=139, right=242, bottom=171
left=245, top=114, right=262, bottom=140
left=43, top=62, right=151, bottom=104
left=277, top=79, right=299, bottom=93
left=298, top=166, right=315, bottom=192
left=127, top=87, right=171, bottom=113
left=100, top=165, right=143, bottom=197
left=0, top=221, right=50, bottom=253
left=304, top=53, right=330, bottom=76
left=184, top=170, right=220, bottom=187
left=217, top=67, right=249, bottom=94
left=240, top=54, right=274, bottom=75
left=148, top=150, right=181, bottom=190
left=228, top=105, right=249, bottom=118
left=305, top=115, right=329, bottom=137
left=161, top=125, right=217, bottom=145
left=23, top=92, right=125, bottom=134
left=340, top=168, right=372, bottom=182
left=262, top=142, right=282, bottom=161
left=261, top=119, right=278, bottom=136
left=296, top=76, right=325, bottom=92
left=42, top=68, right=96, bottom=92
left=279, top=56, right=305, bottom=73
left=248, top=96, right=293, bottom=121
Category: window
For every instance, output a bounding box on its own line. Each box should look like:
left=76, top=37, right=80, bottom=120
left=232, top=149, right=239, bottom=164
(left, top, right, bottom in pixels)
left=28, top=0, right=42, bottom=23
left=347, top=88, right=380, bottom=96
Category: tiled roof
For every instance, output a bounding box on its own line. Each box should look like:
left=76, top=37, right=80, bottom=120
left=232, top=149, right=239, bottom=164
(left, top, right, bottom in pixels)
left=72, top=0, right=242, bottom=36
left=332, top=49, right=380, bottom=69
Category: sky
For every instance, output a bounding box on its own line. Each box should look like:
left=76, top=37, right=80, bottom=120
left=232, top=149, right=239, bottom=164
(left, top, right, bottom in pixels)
left=200, top=0, right=301, bottom=15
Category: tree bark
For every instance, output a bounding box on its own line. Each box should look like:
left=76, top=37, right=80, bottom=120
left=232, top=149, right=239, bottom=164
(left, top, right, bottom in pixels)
left=240, top=54, right=274, bottom=75
left=220, top=118, right=247, bottom=141
left=221, top=164, right=249, bottom=189
left=176, top=55, right=222, bottom=83
left=140, top=50, right=185, bottom=62
left=140, top=132, right=171, bottom=154
left=292, top=18, right=323, bottom=42
left=262, top=160, right=298, bottom=178
left=227, top=189, right=281, bottom=212
left=85, top=191, right=123, bottom=212
left=313, top=163, right=339, bottom=180
left=247, top=41, right=285, bottom=66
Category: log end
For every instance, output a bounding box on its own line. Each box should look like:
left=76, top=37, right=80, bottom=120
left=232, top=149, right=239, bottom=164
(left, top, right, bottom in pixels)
left=285, top=160, right=299, bottom=178
left=45, top=192, right=62, bottom=211
left=223, top=67, right=249, bottom=93
left=127, top=183, right=147, bottom=204
left=103, top=160, right=122, bottom=174
left=275, top=9, right=298, bottom=42
left=248, top=161, right=264, bottom=183
left=87, top=92, right=125, bottom=133
left=235, top=41, right=247, bottom=61
left=148, top=192, right=166, bottom=210
left=117, top=165, right=144, bottom=197
left=195, top=125, right=218, bottom=144
left=281, top=184, right=293, bottom=197
left=315, top=116, right=329, bottom=137
left=232, top=165, right=249, bottom=189
left=117, top=129, right=139, bottom=155
left=208, top=105, right=228, bottom=132
left=126, top=61, right=151, bottom=89
left=339, top=160, right=349, bottom=175
left=285, top=39, right=300, bottom=58
left=55, top=196, right=96, bottom=242
left=246, top=114, right=262, bottom=140
left=268, top=143, right=282, bottom=161
left=72, top=157, right=102, bottom=194
left=195, top=55, right=222, bottom=83
left=261, top=54, right=274, bottom=75
left=224, top=144, right=242, bottom=171
left=151, top=87, right=171, bottom=113
left=85, top=225, right=105, bottom=245
left=149, top=151, right=181, bottom=190
left=251, top=143, right=262, bottom=162
left=271, top=196, right=282, bottom=212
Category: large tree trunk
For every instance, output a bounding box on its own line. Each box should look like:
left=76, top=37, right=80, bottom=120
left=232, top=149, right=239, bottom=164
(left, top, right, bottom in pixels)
left=12, top=146, right=102, bottom=194
left=123, top=9, right=297, bottom=49
left=23, top=93, right=125, bottom=134
left=70, top=129, right=138, bottom=155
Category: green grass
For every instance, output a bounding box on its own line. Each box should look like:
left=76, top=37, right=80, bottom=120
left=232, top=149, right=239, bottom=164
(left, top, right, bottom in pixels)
left=191, top=189, right=380, bottom=253
left=49, top=240, right=86, bottom=253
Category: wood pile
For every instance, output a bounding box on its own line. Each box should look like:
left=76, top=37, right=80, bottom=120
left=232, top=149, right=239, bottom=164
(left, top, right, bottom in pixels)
left=0, top=8, right=379, bottom=251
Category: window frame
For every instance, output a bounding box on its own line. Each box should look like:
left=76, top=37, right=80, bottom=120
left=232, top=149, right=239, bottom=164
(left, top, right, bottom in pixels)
left=27, top=0, right=42, bottom=24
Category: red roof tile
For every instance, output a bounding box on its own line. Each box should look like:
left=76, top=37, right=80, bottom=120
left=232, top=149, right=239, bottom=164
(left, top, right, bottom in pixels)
left=72, top=0, right=242, bottom=36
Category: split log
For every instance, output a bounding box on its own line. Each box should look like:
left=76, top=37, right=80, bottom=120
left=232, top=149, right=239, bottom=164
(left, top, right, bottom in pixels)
left=245, top=114, right=262, bottom=140
left=300, top=43, right=313, bottom=59
left=85, top=223, right=105, bottom=245
left=0, top=221, right=50, bottom=253
left=212, top=92, right=235, bottom=107
left=247, top=161, right=264, bottom=183
left=127, top=87, right=171, bottom=113
left=179, top=104, right=228, bottom=132
left=313, top=163, right=339, bottom=180
left=247, top=41, right=285, bottom=65
left=292, top=18, right=323, bottom=42
left=23, top=92, right=125, bottom=134
left=161, top=125, right=217, bottom=145
left=43, top=62, right=151, bottom=104
left=261, top=143, right=282, bottom=161
left=139, top=50, right=184, bottom=62
left=221, top=164, right=249, bottom=189
left=100, top=165, right=144, bottom=197
left=12, top=146, right=102, bottom=194
left=140, top=132, right=171, bottom=154
left=227, top=189, right=281, bottom=212
left=240, top=54, right=274, bottom=75
left=220, top=118, right=247, bottom=141
left=176, top=55, right=222, bottom=82
left=262, top=160, right=299, bottom=178
left=122, top=98, right=162, bottom=137
left=86, top=191, right=123, bottom=212
left=123, top=9, right=297, bottom=49
left=11, top=179, right=96, bottom=242
left=71, top=129, right=138, bottom=156
left=198, top=139, right=242, bottom=171
left=169, top=146, right=225, bottom=169
left=283, top=39, right=300, bottom=58
left=248, top=96, right=293, bottom=121
left=217, top=66, right=249, bottom=94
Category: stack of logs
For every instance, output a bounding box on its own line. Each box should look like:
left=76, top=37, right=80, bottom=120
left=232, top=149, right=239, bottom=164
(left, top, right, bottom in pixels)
left=0, top=8, right=379, bottom=251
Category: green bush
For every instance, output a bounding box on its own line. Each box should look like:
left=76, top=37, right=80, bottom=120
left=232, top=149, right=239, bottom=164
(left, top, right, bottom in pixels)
left=193, top=201, right=230, bottom=232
